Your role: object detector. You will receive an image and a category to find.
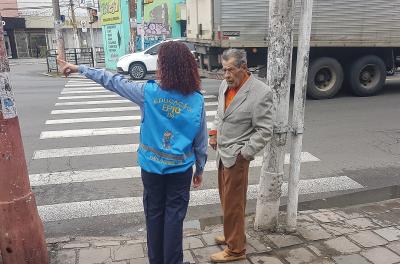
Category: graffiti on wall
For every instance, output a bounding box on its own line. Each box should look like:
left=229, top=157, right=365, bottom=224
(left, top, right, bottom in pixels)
left=144, top=2, right=171, bottom=46
left=144, top=23, right=170, bottom=36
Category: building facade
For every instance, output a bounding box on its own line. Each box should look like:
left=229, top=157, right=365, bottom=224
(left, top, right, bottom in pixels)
left=100, top=0, right=131, bottom=69
left=1, top=0, right=104, bottom=58
left=136, top=0, right=187, bottom=50
left=1, top=0, right=27, bottom=58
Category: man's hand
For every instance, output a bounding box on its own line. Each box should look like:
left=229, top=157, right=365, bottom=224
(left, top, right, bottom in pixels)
left=192, top=174, right=203, bottom=189
left=209, top=135, right=217, bottom=150
left=57, top=57, right=79, bottom=77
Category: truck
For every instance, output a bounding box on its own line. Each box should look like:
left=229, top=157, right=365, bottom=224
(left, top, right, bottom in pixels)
left=186, top=0, right=400, bottom=99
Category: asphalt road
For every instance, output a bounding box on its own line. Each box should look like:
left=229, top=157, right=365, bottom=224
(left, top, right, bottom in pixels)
left=7, top=60, right=400, bottom=237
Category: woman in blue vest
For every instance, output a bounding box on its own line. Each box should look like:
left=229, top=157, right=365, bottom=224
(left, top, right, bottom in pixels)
left=57, top=41, right=207, bottom=264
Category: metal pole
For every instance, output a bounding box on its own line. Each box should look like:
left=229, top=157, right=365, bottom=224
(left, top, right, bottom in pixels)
left=52, top=0, right=65, bottom=60
left=286, top=0, right=313, bottom=232
left=0, top=15, right=48, bottom=264
left=70, top=0, right=81, bottom=48
left=141, top=0, right=145, bottom=51
left=254, top=0, right=295, bottom=231
left=89, top=16, right=97, bottom=67
left=129, top=0, right=137, bottom=52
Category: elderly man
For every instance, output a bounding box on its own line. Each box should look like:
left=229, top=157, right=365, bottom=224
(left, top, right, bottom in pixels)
left=209, top=49, right=274, bottom=262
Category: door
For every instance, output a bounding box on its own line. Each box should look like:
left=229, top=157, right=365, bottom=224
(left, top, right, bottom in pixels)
left=4, top=35, right=12, bottom=58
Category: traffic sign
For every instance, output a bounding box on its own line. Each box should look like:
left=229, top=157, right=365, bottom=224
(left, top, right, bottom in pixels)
left=79, top=0, right=94, bottom=8
left=81, top=20, right=87, bottom=32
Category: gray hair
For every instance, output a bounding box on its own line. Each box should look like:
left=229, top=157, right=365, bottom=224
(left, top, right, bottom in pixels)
left=221, top=49, right=247, bottom=67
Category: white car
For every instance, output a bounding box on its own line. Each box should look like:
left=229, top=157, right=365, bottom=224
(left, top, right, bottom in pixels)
left=117, top=39, right=195, bottom=80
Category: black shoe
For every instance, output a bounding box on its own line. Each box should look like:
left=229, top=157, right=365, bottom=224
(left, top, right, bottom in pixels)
left=182, top=262, right=190, bottom=264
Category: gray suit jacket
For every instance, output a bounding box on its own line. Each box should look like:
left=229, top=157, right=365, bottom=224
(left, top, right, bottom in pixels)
left=211, top=75, right=274, bottom=168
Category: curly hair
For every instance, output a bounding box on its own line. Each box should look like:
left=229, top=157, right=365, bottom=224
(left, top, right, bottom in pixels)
left=157, top=41, right=201, bottom=95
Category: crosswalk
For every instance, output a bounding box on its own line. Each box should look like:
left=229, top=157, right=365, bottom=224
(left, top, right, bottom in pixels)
left=30, top=77, right=363, bottom=225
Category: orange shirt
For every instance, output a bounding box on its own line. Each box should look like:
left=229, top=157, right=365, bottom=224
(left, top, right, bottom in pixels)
left=209, top=73, right=250, bottom=137
left=225, top=73, right=250, bottom=110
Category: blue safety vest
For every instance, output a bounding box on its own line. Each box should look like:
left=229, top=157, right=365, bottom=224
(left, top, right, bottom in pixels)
left=138, top=81, right=204, bottom=174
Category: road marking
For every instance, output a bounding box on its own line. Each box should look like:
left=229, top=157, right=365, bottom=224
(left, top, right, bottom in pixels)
left=55, top=100, right=131, bottom=106
left=30, top=154, right=319, bottom=186
left=33, top=144, right=138, bottom=159
left=51, top=106, right=138, bottom=114
left=65, top=84, right=102, bottom=88
left=65, top=83, right=98, bottom=86
left=58, top=94, right=215, bottom=101
left=41, top=122, right=213, bottom=138
left=46, top=116, right=141, bottom=124
left=62, top=87, right=106, bottom=92
left=67, top=81, right=96, bottom=83
left=58, top=95, right=119, bottom=100
left=51, top=102, right=217, bottom=114
left=32, top=137, right=320, bottom=162
left=61, top=90, right=112, bottom=95
left=45, top=111, right=217, bottom=124
left=37, top=176, right=362, bottom=222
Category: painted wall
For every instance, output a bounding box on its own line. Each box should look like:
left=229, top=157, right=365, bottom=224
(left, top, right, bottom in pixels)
left=136, top=0, right=185, bottom=50
left=100, top=0, right=131, bottom=69
left=0, top=0, right=18, bottom=17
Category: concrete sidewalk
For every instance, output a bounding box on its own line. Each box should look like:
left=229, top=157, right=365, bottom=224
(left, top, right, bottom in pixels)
left=43, top=198, right=400, bottom=264
left=8, top=58, right=47, bottom=66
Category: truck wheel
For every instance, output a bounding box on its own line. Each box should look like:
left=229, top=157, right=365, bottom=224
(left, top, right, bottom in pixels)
left=307, top=57, right=344, bottom=99
left=349, top=55, right=386, bottom=96
left=129, top=62, right=147, bottom=80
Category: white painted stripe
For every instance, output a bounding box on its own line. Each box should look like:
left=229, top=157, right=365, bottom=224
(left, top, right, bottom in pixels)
left=37, top=176, right=362, bottom=222
left=51, top=107, right=138, bottom=114
left=41, top=122, right=215, bottom=138
left=67, top=80, right=96, bottom=83
left=61, top=90, right=112, bottom=95
left=63, top=87, right=105, bottom=91
left=66, top=79, right=89, bottom=82
left=66, top=82, right=97, bottom=85
left=64, top=87, right=213, bottom=94
left=33, top=137, right=320, bottom=163
left=58, top=95, right=119, bottom=100
left=30, top=154, right=318, bottom=186
left=46, top=116, right=141, bottom=124
left=40, top=126, right=140, bottom=138
left=55, top=99, right=130, bottom=106
left=65, top=84, right=102, bottom=88
left=33, top=144, right=138, bottom=159
left=51, top=102, right=217, bottom=114
left=67, top=81, right=95, bottom=83
left=45, top=111, right=216, bottom=124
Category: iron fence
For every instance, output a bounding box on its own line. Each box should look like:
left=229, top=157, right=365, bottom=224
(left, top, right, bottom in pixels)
left=46, top=47, right=105, bottom=73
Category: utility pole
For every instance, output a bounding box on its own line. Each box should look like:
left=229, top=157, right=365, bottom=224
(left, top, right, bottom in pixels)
left=286, top=0, right=313, bottom=232
left=88, top=7, right=97, bottom=67
left=70, top=0, right=81, bottom=48
left=52, top=0, right=66, bottom=60
left=141, top=0, right=145, bottom=51
left=0, top=15, right=48, bottom=264
left=129, top=0, right=137, bottom=52
left=254, top=0, right=295, bottom=231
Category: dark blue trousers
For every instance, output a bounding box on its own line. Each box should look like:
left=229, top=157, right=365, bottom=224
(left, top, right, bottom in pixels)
left=141, top=167, right=193, bottom=264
